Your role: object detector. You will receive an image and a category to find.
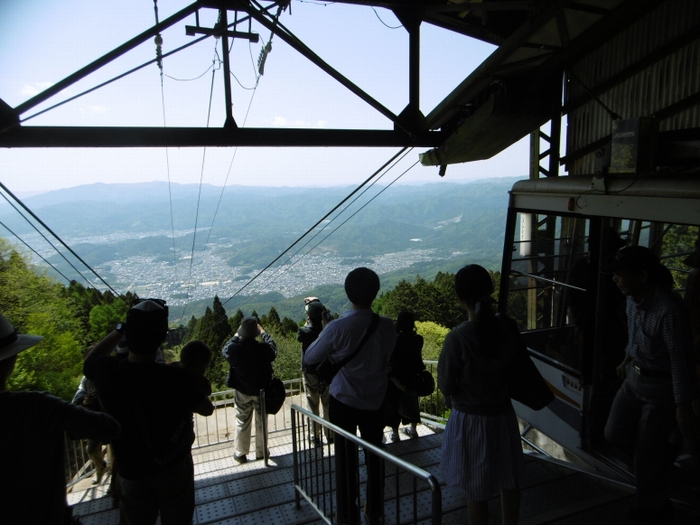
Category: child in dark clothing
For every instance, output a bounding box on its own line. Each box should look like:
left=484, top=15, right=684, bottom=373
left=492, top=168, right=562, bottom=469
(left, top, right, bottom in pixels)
left=176, top=340, right=213, bottom=396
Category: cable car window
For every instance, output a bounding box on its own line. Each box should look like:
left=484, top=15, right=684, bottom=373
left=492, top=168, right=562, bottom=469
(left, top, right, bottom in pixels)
left=505, top=213, right=590, bottom=370
left=504, top=212, right=699, bottom=374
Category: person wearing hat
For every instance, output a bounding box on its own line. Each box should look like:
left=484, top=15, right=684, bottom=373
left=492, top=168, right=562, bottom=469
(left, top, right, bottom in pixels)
left=84, top=299, right=214, bottom=525
left=222, top=316, right=277, bottom=463
left=0, top=313, right=121, bottom=525
left=603, top=246, right=700, bottom=522
left=297, top=298, right=332, bottom=446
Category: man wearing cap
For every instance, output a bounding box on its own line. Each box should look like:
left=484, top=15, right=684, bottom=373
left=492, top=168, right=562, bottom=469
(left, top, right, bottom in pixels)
left=298, top=298, right=332, bottom=446
left=0, top=313, right=120, bottom=525
left=222, top=316, right=277, bottom=463
left=603, top=246, right=700, bottom=522
left=304, top=267, right=396, bottom=525
left=84, top=299, right=214, bottom=525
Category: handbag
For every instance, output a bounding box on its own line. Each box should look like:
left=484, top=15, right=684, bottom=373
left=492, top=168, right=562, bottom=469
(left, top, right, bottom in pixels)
left=264, top=377, right=286, bottom=415
left=315, top=313, right=380, bottom=384
left=498, top=314, right=554, bottom=410
left=411, top=369, right=435, bottom=397
left=398, top=389, right=420, bottom=420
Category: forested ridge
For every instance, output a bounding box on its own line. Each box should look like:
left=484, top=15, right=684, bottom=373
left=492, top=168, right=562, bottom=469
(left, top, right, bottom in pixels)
left=1, top=236, right=505, bottom=398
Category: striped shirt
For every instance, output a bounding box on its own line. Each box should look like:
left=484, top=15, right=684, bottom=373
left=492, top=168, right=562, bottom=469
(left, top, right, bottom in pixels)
left=626, top=284, right=699, bottom=404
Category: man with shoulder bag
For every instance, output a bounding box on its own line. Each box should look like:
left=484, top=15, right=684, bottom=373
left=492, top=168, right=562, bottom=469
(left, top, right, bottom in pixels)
left=304, top=267, right=396, bottom=525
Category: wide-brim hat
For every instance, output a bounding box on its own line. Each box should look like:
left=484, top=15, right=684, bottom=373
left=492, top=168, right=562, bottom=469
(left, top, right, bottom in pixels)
left=0, top=313, right=43, bottom=361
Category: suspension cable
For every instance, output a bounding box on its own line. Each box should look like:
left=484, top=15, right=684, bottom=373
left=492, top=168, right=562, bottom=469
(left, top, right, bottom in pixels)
left=204, top=1, right=289, bottom=248
left=0, top=219, right=72, bottom=283
left=249, top=148, right=413, bottom=295
left=255, top=161, right=419, bottom=297
left=0, top=182, right=124, bottom=298
left=220, top=147, right=409, bottom=308
left=0, top=187, right=94, bottom=286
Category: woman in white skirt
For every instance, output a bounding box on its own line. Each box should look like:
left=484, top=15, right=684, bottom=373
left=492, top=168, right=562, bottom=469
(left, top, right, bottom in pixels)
left=438, top=264, right=523, bottom=525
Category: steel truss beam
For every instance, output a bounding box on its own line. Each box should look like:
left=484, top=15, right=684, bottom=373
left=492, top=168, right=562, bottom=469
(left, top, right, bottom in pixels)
left=0, top=126, right=443, bottom=148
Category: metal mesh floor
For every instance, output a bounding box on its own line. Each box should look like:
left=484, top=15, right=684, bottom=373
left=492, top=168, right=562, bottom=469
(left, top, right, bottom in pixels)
left=69, top=425, right=700, bottom=525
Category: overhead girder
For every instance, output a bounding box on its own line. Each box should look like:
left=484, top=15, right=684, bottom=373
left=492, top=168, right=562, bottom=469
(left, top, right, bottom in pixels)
left=0, top=126, right=444, bottom=148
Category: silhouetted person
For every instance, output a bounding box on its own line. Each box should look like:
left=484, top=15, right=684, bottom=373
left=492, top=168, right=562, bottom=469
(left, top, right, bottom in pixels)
left=85, top=299, right=214, bottom=525
left=438, top=265, right=523, bottom=525
left=222, top=317, right=277, bottom=463
left=304, top=267, right=396, bottom=525
left=172, top=339, right=212, bottom=396
left=603, top=246, right=700, bottom=522
left=298, top=298, right=331, bottom=446
left=385, top=310, right=425, bottom=442
left=0, top=313, right=120, bottom=525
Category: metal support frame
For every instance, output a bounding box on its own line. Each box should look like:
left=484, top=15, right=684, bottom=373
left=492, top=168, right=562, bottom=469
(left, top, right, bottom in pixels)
left=219, top=8, right=238, bottom=129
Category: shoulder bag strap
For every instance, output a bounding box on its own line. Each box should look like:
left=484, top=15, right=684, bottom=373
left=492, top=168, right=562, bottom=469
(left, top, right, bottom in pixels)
left=336, top=313, right=381, bottom=369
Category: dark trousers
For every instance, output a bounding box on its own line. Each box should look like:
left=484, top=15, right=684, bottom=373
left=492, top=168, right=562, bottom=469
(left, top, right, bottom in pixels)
left=604, top=363, right=677, bottom=510
left=329, top=395, right=384, bottom=524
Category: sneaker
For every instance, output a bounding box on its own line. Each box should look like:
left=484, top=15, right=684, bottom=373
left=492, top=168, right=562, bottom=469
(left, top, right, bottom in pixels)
left=233, top=453, right=247, bottom=464
left=401, top=427, right=418, bottom=439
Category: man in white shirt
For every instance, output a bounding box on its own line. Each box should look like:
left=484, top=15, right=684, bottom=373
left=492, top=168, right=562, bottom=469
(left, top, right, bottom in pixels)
left=304, top=267, right=396, bottom=525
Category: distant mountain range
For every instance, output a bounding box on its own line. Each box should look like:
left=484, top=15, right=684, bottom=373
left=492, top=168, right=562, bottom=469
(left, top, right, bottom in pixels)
left=0, top=177, right=522, bottom=320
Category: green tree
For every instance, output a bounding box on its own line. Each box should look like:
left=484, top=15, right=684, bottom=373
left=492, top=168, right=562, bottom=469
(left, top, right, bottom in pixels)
left=0, top=239, right=83, bottom=399
left=228, top=309, right=244, bottom=333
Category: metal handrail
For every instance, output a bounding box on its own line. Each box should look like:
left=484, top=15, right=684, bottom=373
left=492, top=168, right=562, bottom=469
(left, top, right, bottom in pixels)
left=291, top=404, right=442, bottom=525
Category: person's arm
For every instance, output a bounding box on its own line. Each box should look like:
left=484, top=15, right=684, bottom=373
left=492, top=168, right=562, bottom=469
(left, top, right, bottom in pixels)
left=437, top=331, right=462, bottom=397
left=194, top=396, right=214, bottom=416
left=303, top=325, right=334, bottom=366
left=661, top=306, right=700, bottom=439
left=85, top=328, right=123, bottom=362
left=72, top=377, right=88, bottom=405
left=63, top=399, right=121, bottom=442
left=221, top=334, right=241, bottom=361
left=616, top=355, right=633, bottom=380
left=260, top=325, right=277, bottom=358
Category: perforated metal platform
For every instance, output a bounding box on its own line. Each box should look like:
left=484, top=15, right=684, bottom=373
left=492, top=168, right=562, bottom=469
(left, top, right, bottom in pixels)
left=69, top=426, right=700, bottom=525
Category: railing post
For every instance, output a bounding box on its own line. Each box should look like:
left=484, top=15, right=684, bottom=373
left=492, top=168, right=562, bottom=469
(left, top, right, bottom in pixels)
left=260, top=388, right=268, bottom=467
left=292, top=405, right=301, bottom=509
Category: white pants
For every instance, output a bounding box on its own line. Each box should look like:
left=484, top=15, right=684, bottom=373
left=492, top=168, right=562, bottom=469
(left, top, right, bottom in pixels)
left=233, top=390, right=266, bottom=458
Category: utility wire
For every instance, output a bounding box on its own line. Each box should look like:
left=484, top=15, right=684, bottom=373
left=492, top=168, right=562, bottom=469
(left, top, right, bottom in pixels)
left=0, top=187, right=94, bottom=286
left=249, top=148, right=413, bottom=295
left=221, top=147, right=409, bottom=308
left=0, top=219, right=72, bottom=283
left=204, top=2, right=289, bottom=249
left=0, top=182, right=123, bottom=299
left=253, top=158, right=418, bottom=296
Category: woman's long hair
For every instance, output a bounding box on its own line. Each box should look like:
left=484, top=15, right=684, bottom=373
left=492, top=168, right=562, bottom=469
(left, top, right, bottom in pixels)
left=455, top=264, right=500, bottom=354
left=395, top=310, right=416, bottom=335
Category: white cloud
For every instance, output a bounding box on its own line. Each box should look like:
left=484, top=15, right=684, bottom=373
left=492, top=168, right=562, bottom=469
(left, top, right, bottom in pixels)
left=20, top=82, right=53, bottom=96
left=272, top=116, right=288, bottom=126
left=86, top=105, right=109, bottom=114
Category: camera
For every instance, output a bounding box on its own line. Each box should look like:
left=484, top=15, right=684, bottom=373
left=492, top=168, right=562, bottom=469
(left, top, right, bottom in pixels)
left=322, top=309, right=333, bottom=323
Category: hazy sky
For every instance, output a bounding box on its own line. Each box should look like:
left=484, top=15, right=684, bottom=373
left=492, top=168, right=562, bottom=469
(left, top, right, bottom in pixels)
left=0, top=0, right=531, bottom=195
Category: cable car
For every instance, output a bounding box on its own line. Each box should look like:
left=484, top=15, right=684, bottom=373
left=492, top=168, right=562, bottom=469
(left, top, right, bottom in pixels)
left=499, top=171, right=700, bottom=484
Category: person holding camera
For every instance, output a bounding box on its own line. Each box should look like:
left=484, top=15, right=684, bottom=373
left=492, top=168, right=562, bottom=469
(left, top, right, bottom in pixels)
left=298, top=298, right=332, bottom=446
left=222, top=316, right=277, bottom=463
left=84, top=299, right=214, bottom=525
